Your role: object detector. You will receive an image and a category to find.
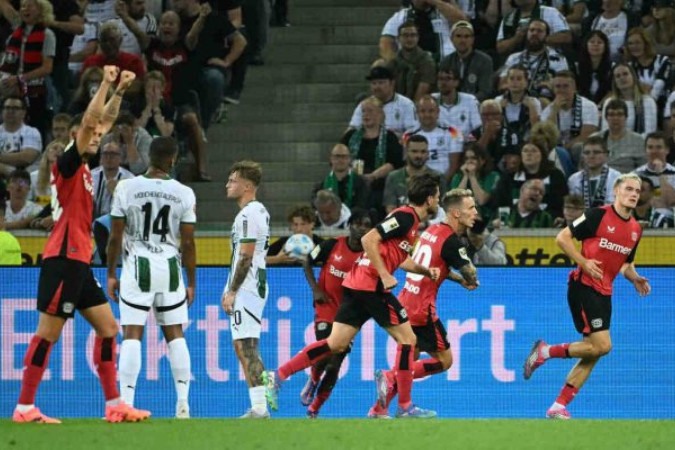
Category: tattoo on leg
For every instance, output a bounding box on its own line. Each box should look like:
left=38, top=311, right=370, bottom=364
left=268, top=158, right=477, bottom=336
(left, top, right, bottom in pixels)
left=240, top=338, right=264, bottom=387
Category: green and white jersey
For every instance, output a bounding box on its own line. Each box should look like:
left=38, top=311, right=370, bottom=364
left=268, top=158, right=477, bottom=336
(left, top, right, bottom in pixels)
left=111, top=175, right=197, bottom=260
left=226, top=200, right=270, bottom=299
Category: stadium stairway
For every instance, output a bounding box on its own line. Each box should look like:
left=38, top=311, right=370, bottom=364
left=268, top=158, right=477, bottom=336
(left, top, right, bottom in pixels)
left=190, top=0, right=398, bottom=228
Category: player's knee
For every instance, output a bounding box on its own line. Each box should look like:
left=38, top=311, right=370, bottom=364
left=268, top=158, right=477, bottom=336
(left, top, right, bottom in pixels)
left=99, top=321, right=119, bottom=338
left=397, top=333, right=416, bottom=347
left=330, top=341, right=350, bottom=354
left=594, top=342, right=612, bottom=357
left=440, top=352, right=453, bottom=371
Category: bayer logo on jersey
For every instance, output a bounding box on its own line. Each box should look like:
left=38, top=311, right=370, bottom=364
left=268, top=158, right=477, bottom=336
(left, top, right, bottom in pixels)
left=284, top=234, right=314, bottom=259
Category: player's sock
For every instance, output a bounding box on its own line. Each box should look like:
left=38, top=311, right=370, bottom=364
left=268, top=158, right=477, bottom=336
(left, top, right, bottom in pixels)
left=310, top=365, right=323, bottom=384
left=278, top=339, right=331, bottom=381
left=118, top=339, right=141, bottom=406
left=309, top=363, right=340, bottom=412
left=554, top=383, right=579, bottom=407
left=412, top=358, right=444, bottom=379
left=18, top=335, right=53, bottom=405
left=94, top=336, right=120, bottom=401
left=168, top=338, right=191, bottom=403
left=395, top=344, right=414, bottom=409
left=547, top=343, right=570, bottom=359
left=249, top=386, right=267, bottom=413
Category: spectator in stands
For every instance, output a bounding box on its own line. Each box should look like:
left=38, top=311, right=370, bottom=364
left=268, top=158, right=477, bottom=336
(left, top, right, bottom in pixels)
left=387, top=21, right=436, bottom=102
left=465, top=216, right=507, bottom=265
left=241, top=0, right=269, bottom=66
left=496, top=0, right=572, bottom=58
left=495, top=65, right=541, bottom=152
left=432, top=65, right=481, bottom=137
left=646, top=0, right=675, bottom=63
left=112, top=0, right=156, bottom=55
left=313, top=189, right=350, bottom=230
left=632, top=176, right=655, bottom=226
left=625, top=27, right=671, bottom=107
left=313, top=144, right=370, bottom=210
left=406, top=95, right=464, bottom=180
left=82, top=21, right=146, bottom=82
left=348, top=66, right=418, bottom=137
left=3, top=169, right=42, bottom=230
left=270, top=0, right=289, bottom=27
left=548, top=0, right=587, bottom=31
left=450, top=142, right=500, bottom=221
left=567, top=136, right=622, bottom=208
left=498, top=19, right=569, bottom=99
left=0, top=200, right=22, bottom=265
left=586, top=0, right=638, bottom=62
left=0, top=96, right=42, bottom=177
left=175, top=0, right=246, bottom=126
left=666, top=103, right=675, bottom=165
left=383, top=134, right=444, bottom=214
left=91, top=141, right=134, bottom=219
left=102, top=111, right=152, bottom=174
left=591, top=99, right=646, bottom=174
left=530, top=120, right=575, bottom=178
left=555, top=193, right=585, bottom=228
left=83, top=0, right=117, bottom=23
left=494, top=137, right=568, bottom=219
left=439, top=20, right=494, bottom=101
left=135, top=71, right=174, bottom=137
left=266, top=204, right=324, bottom=265
left=471, top=99, right=519, bottom=172
left=29, top=140, right=64, bottom=206
left=600, top=63, right=657, bottom=137
left=67, top=19, right=98, bottom=78
left=634, top=131, right=675, bottom=227
left=342, top=96, right=404, bottom=211
left=50, top=112, right=71, bottom=143
left=379, top=0, right=467, bottom=63
left=0, top=0, right=56, bottom=135
left=494, top=178, right=554, bottom=228
left=576, top=30, right=613, bottom=104
left=541, top=70, right=598, bottom=165
left=67, top=66, right=108, bottom=115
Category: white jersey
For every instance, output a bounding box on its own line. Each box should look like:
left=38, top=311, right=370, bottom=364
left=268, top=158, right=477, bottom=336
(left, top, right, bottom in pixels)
left=226, top=200, right=270, bottom=299
left=110, top=175, right=197, bottom=260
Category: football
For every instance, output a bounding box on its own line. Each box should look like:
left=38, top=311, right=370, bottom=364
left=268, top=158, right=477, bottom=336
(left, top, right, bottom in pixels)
left=283, top=234, right=314, bottom=259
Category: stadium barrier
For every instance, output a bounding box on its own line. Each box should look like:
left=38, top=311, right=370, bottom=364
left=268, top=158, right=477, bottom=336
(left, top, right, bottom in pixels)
left=1, top=267, right=672, bottom=418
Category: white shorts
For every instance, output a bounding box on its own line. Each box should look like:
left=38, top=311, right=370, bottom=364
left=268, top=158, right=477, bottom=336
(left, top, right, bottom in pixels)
left=230, top=289, right=267, bottom=340
left=119, top=254, right=188, bottom=326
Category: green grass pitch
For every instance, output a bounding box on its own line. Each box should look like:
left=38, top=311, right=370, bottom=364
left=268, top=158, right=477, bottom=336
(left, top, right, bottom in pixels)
left=1, top=419, right=674, bottom=450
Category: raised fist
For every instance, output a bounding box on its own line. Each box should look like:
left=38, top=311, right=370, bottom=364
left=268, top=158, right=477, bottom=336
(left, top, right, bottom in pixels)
left=118, top=70, right=136, bottom=91
left=103, top=65, right=120, bottom=83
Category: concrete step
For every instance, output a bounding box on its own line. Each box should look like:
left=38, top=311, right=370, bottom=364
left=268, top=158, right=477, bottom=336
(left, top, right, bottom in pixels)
left=191, top=162, right=326, bottom=184
left=239, top=82, right=365, bottom=104
left=202, top=141, right=336, bottom=162
left=265, top=44, right=377, bottom=64
left=291, top=7, right=394, bottom=26
left=215, top=122, right=346, bottom=143
left=270, top=26, right=382, bottom=46
left=198, top=197, right=314, bottom=224
left=244, top=64, right=371, bottom=85
left=224, top=102, right=355, bottom=123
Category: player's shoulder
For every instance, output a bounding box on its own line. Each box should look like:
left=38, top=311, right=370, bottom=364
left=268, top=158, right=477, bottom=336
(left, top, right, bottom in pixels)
left=243, top=200, right=269, bottom=216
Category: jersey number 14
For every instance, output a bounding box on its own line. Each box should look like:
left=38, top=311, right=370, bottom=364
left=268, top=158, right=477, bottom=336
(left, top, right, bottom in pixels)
left=141, top=202, right=171, bottom=242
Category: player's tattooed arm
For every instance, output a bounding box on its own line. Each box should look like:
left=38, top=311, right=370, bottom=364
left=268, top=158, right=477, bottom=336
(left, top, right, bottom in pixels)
left=229, top=253, right=253, bottom=293
left=240, top=338, right=265, bottom=386
left=459, top=262, right=479, bottom=287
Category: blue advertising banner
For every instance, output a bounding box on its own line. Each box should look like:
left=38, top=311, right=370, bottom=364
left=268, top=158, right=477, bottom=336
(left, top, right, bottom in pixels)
left=1, top=267, right=673, bottom=419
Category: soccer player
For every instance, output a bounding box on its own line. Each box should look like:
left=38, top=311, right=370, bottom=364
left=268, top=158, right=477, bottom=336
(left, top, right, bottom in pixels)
left=368, top=188, right=480, bottom=418
left=263, top=174, right=442, bottom=418
left=299, top=208, right=374, bottom=418
left=12, top=66, right=150, bottom=423
left=523, top=173, right=651, bottom=419
left=106, top=137, right=197, bottom=419
left=221, top=161, right=272, bottom=419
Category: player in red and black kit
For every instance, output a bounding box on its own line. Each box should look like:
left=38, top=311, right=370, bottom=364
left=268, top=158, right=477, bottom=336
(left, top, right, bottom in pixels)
left=12, top=66, right=150, bottom=424
left=523, top=173, right=651, bottom=419
left=262, top=173, right=442, bottom=417
left=368, top=189, right=480, bottom=418
left=299, top=208, right=374, bottom=418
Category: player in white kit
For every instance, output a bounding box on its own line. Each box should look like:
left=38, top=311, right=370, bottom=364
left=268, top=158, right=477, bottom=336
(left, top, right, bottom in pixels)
left=221, top=161, right=271, bottom=419
left=106, top=137, right=197, bottom=419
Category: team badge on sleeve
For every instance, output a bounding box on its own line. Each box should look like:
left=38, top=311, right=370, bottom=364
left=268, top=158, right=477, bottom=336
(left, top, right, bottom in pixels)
left=382, top=217, right=400, bottom=233
left=310, top=244, right=321, bottom=259
left=572, top=214, right=586, bottom=227
left=459, top=247, right=470, bottom=262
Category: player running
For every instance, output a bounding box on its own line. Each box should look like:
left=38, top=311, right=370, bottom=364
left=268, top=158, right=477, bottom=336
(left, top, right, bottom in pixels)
left=368, top=188, right=480, bottom=418
left=12, top=66, right=150, bottom=423
left=221, top=161, right=272, bottom=419
left=299, top=208, right=374, bottom=418
left=106, top=137, right=197, bottom=419
left=523, top=173, right=651, bottom=419
left=263, top=174, right=442, bottom=418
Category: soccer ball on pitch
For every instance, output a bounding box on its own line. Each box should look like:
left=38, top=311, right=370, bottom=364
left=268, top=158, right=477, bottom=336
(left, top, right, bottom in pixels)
left=283, top=234, right=314, bottom=259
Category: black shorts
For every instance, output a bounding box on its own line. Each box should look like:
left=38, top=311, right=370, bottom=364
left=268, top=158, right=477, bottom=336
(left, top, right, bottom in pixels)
left=567, top=277, right=612, bottom=336
left=37, top=258, right=108, bottom=319
left=334, top=287, right=409, bottom=329
left=412, top=318, right=450, bottom=354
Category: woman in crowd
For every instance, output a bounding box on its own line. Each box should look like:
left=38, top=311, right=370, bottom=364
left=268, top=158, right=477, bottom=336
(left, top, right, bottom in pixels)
left=646, top=1, right=675, bottom=63
left=450, top=143, right=500, bottom=221
left=67, top=66, right=105, bottom=115
left=624, top=27, right=671, bottom=111
left=576, top=30, right=613, bottom=104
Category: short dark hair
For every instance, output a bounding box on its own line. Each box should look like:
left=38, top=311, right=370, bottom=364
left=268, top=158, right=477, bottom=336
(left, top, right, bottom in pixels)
left=407, top=173, right=440, bottom=206
left=115, top=111, right=136, bottom=127
left=405, top=134, right=428, bottom=148
left=554, top=70, right=577, bottom=84
left=583, top=135, right=608, bottom=153
left=605, top=98, right=628, bottom=117
left=437, top=63, right=461, bottom=80
left=528, top=18, right=550, bottom=36
left=149, top=136, right=178, bottom=167
left=287, top=204, right=315, bottom=223
left=3, top=96, right=26, bottom=109
left=69, top=113, right=83, bottom=129
left=507, top=64, right=529, bottom=80
left=52, top=113, right=72, bottom=124
left=398, top=20, right=417, bottom=34
left=8, top=169, right=31, bottom=184
left=229, top=160, right=263, bottom=186
left=348, top=207, right=375, bottom=226
left=645, top=131, right=668, bottom=147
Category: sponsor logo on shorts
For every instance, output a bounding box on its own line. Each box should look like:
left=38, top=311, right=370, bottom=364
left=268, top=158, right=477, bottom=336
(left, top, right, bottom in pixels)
left=317, top=322, right=328, bottom=331
left=62, top=302, right=74, bottom=314
left=400, top=309, right=408, bottom=319
left=591, top=318, right=603, bottom=328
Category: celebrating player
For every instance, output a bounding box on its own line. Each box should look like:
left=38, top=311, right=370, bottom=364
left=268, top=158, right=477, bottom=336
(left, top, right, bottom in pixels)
left=106, top=137, right=197, bottom=419
left=299, top=208, right=374, bottom=418
left=221, top=161, right=272, bottom=419
left=368, top=188, right=479, bottom=418
left=12, top=66, right=150, bottom=423
left=523, top=173, right=651, bottom=419
left=263, top=174, right=442, bottom=418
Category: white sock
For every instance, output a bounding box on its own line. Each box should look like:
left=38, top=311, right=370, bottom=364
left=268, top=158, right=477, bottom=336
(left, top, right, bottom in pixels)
left=119, top=339, right=142, bottom=406
left=168, top=338, right=191, bottom=403
left=16, top=404, right=35, bottom=412
left=250, top=386, right=267, bottom=413
left=542, top=345, right=551, bottom=359
left=550, top=401, right=565, bottom=411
